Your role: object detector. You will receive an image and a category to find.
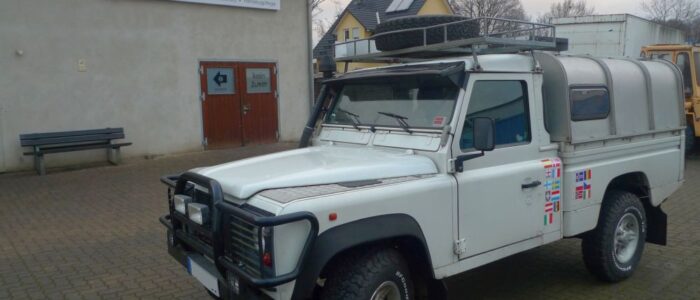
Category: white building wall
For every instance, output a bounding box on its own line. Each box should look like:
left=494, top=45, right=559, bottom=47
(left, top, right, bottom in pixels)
left=0, top=0, right=312, bottom=172
left=552, top=14, right=686, bottom=58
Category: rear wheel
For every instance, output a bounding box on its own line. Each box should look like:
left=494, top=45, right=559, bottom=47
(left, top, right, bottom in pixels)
left=582, top=190, right=646, bottom=282
left=321, top=247, right=414, bottom=300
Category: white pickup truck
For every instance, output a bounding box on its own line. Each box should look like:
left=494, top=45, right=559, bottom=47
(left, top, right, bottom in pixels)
left=159, top=17, right=685, bottom=300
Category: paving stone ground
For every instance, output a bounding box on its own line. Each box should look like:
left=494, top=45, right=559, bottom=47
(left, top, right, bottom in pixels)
left=0, top=143, right=698, bottom=299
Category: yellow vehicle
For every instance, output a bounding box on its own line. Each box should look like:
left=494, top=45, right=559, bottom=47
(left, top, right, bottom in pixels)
left=642, top=45, right=700, bottom=152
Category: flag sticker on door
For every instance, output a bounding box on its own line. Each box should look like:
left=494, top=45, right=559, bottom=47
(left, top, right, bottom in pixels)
left=542, top=158, right=562, bottom=225
left=575, top=169, right=592, bottom=200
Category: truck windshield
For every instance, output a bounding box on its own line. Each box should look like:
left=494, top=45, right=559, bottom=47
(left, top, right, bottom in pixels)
left=325, top=75, right=460, bottom=129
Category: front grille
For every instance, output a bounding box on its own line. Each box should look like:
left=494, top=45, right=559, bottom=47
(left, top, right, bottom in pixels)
left=228, top=216, right=262, bottom=277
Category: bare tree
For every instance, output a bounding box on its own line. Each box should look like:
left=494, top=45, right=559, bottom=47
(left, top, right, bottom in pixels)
left=310, top=0, right=326, bottom=15
left=538, top=0, right=594, bottom=23
left=642, top=0, right=700, bottom=23
left=449, top=0, right=529, bottom=33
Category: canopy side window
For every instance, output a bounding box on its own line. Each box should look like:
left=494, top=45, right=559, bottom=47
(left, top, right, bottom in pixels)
left=570, top=86, right=610, bottom=122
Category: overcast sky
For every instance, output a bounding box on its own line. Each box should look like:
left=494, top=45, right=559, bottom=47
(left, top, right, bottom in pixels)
left=313, top=0, right=648, bottom=43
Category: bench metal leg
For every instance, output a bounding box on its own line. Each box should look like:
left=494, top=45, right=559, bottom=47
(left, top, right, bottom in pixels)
left=34, top=154, right=46, bottom=176
left=107, top=147, right=121, bottom=165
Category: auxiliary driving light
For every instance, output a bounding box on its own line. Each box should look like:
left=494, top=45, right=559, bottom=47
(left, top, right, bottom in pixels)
left=187, top=203, right=209, bottom=225
left=173, top=194, right=192, bottom=215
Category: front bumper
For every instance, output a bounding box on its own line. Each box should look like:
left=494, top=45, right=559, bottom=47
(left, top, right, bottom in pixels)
left=160, top=172, right=319, bottom=299
left=161, top=216, right=271, bottom=300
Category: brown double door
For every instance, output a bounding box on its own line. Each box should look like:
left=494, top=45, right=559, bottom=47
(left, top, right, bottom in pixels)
left=200, top=61, right=278, bottom=148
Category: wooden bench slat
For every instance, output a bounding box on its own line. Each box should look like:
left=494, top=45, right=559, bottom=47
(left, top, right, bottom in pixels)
left=19, top=128, right=124, bottom=141
left=23, top=142, right=133, bottom=155
left=20, top=133, right=125, bottom=146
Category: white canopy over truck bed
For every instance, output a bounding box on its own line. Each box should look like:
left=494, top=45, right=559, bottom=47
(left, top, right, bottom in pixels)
left=535, top=52, right=685, bottom=236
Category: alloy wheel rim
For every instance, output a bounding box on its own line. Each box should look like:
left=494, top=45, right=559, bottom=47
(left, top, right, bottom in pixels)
left=613, top=212, right=640, bottom=264
left=370, top=281, right=401, bottom=300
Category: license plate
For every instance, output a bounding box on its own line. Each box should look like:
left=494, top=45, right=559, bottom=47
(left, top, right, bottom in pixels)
left=187, top=256, right=220, bottom=297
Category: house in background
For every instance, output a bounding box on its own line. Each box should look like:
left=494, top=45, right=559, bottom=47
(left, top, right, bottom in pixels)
left=313, top=0, right=453, bottom=74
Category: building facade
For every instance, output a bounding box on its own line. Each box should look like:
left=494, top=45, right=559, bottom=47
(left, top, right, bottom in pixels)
left=0, top=0, right=313, bottom=172
left=552, top=14, right=686, bottom=57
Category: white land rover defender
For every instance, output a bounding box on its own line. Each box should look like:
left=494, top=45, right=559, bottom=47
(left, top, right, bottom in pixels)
left=159, top=17, right=685, bottom=300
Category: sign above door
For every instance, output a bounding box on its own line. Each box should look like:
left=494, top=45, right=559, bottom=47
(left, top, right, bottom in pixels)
left=172, top=0, right=280, bottom=10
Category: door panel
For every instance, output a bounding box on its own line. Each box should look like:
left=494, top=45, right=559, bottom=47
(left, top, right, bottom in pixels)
left=238, top=63, right=279, bottom=145
left=453, top=75, right=560, bottom=259
left=200, top=62, right=243, bottom=148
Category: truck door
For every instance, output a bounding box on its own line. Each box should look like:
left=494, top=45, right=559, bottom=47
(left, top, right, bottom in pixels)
left=452, top=74, right=559, bottom=259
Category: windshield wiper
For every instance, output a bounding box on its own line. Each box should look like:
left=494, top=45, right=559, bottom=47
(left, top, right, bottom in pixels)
left=337, top=108, right=362, bottom=131
left=377, top=111, right=412, bottom=134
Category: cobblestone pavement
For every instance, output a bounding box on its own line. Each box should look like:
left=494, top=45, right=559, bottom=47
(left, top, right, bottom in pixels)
left=0, top=144, right=698, bottom=299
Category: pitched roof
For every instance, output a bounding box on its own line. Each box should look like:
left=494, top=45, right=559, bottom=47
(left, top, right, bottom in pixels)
left=313, top=0, right=428, bottom=59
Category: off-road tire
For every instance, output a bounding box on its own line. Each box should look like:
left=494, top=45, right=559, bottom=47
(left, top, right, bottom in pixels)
left=321, top=247, right=414, bottom=300
left=686, top=125, right=695, bottom=155
left=582, top=190, right=647, bottom=282
left=374, top=15, right=479, bottom=51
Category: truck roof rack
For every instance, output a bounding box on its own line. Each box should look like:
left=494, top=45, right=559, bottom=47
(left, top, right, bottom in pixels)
left=334, top=17, right=565, bottom=63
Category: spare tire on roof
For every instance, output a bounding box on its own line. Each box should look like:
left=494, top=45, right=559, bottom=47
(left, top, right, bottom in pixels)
left=374, top=15, right=480, bottom=52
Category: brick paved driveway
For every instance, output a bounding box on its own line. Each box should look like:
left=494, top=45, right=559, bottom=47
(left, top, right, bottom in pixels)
left=0, top=143, right=698, bottom=299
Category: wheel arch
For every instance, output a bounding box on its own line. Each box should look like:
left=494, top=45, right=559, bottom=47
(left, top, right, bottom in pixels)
left=603, top=172, right=667, bottom=245
left=290, top=214, right=437, bottom=300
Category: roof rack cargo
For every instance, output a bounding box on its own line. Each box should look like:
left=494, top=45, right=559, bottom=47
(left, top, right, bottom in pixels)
left=334, top=17, right=567, bottom=63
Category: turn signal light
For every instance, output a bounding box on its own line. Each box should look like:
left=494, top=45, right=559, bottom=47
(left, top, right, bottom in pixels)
left=262, top=252, right=273, bottom=267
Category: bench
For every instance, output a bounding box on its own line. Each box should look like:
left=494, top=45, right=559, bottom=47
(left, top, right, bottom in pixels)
left=20, top=128, right=132, bottom=175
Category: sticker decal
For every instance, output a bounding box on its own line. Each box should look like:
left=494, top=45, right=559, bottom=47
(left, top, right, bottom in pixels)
left=432, top=116, right=446, bottom=127
left=575, top=169, right=592, bottom=200
left=542, top=158, right=562, bottom=225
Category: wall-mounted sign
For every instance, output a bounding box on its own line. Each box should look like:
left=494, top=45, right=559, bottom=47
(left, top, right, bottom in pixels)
left=207, top=68, right=235, bottom=95
left=172, top=0, right=280, bottom=10
left=246, top=68, right=271, bottom=93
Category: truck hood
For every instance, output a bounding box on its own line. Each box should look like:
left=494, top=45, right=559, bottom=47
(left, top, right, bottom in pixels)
left=193, top=146, right=438, bottom=199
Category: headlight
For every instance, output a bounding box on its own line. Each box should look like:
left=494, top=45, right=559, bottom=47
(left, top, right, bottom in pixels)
left=188, top=203, right=209, bottom=225
left=173, top=194, right=191, bottom=215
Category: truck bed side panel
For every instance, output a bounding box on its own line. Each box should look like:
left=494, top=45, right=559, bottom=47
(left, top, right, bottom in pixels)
left=561, top=134, right=682, bottom=237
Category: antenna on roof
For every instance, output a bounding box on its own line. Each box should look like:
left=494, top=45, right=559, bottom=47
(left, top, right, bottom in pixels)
left=376, top=11, right=381, bottom=24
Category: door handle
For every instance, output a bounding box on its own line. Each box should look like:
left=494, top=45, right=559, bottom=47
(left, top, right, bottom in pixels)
left=521, top=180, right=541, bottom=189
left=242, top=104, right=251, bottom=115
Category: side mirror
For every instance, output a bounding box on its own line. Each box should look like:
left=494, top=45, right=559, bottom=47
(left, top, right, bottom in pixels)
left=453, top=117, right=496, bottom=172
left=472, top=117, right=495, bottom=152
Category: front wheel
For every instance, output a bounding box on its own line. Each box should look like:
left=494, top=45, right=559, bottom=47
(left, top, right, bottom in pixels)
left=321, top=248, right=414, bottom=300
left=582, top=190, right=647, bottom=282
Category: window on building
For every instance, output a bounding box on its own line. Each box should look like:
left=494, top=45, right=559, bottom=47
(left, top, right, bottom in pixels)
left=570, top=87, right=610, bottom=121
left=677, top=53, right=693, bottom=97
left=695, top=52, right=700, bottom=86
left=461, top=81, right=530, bottom=150
left=352, top=27, right=360, bottom=40
left=386, top=0, right=414, bottom=12
left=343, top=28, right=350, bottom=41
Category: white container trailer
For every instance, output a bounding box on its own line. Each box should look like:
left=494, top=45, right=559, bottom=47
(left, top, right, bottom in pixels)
left=551, top=14, right=686, bottom=57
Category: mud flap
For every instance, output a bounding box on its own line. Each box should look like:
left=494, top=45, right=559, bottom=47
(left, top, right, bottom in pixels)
left=646, top=205, right=667, bottom=246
